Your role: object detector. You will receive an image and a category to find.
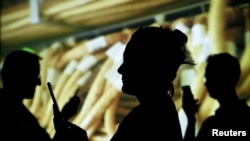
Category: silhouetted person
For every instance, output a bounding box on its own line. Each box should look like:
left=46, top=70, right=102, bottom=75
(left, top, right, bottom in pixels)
left=183, top=53, right=250, bottom=141
left=0, top=50, right=88, bottom=141
left=110, top=26, right=194, bottom=141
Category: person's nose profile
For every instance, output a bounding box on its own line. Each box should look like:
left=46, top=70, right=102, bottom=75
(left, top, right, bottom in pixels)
left=117, top=64, right=124, bottom=75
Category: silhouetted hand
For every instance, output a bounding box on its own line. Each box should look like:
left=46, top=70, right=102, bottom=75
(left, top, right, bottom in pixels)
left=53, top=120, right=88, bottom=141
left=53, top=103, right=88, bottom=141
left=182, top=86, right=199, bottom=141
left=62, top=95, right=81, bottom=120
left=182, top=86, right=199, bottom=118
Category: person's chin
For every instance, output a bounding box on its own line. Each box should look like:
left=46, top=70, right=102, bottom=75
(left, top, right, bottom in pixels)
left=122, top=85, right=135, bottom=95
left=25, top=95, right=34, bottom=99
left=121, top=84, right=129, bottom=92
left=121, top=86, right=129, bottom=94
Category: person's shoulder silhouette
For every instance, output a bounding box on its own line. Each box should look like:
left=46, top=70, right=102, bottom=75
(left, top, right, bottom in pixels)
left=0, top=50, right=51, bottom=141
left=197, top=53, right=250, bottom=141
left=111, top=26, right=193, bottom=141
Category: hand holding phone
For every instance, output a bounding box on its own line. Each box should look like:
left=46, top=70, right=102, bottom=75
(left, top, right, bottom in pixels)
left=47, top=82, right=65, bottom=131
left=182, top=85, right=199, bottom=117
left=47, top=82, right=89, bottom=141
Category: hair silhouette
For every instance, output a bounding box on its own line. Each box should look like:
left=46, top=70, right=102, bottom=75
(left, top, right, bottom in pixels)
left=111, top=26, right=194, bottom=141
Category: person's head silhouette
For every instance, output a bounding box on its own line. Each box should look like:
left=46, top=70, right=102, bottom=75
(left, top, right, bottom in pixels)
left=118, top=26, right=193, bottom=98
left=1, top=50, right=42, bottom=99
left=204, top=53, right=241, bottom=100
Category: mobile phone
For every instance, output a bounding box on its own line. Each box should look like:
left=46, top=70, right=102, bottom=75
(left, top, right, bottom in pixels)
left=182, top=85, right=194, bottom=102
left=47, top=82, right=65, bottom=131
left=47, top=82, right=60, bottom=113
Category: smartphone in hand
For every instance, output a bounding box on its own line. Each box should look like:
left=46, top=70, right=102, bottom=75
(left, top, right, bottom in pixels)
left=182, top=85, right=194, bottom=103
left=182, top=85, right=199, bottom=116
